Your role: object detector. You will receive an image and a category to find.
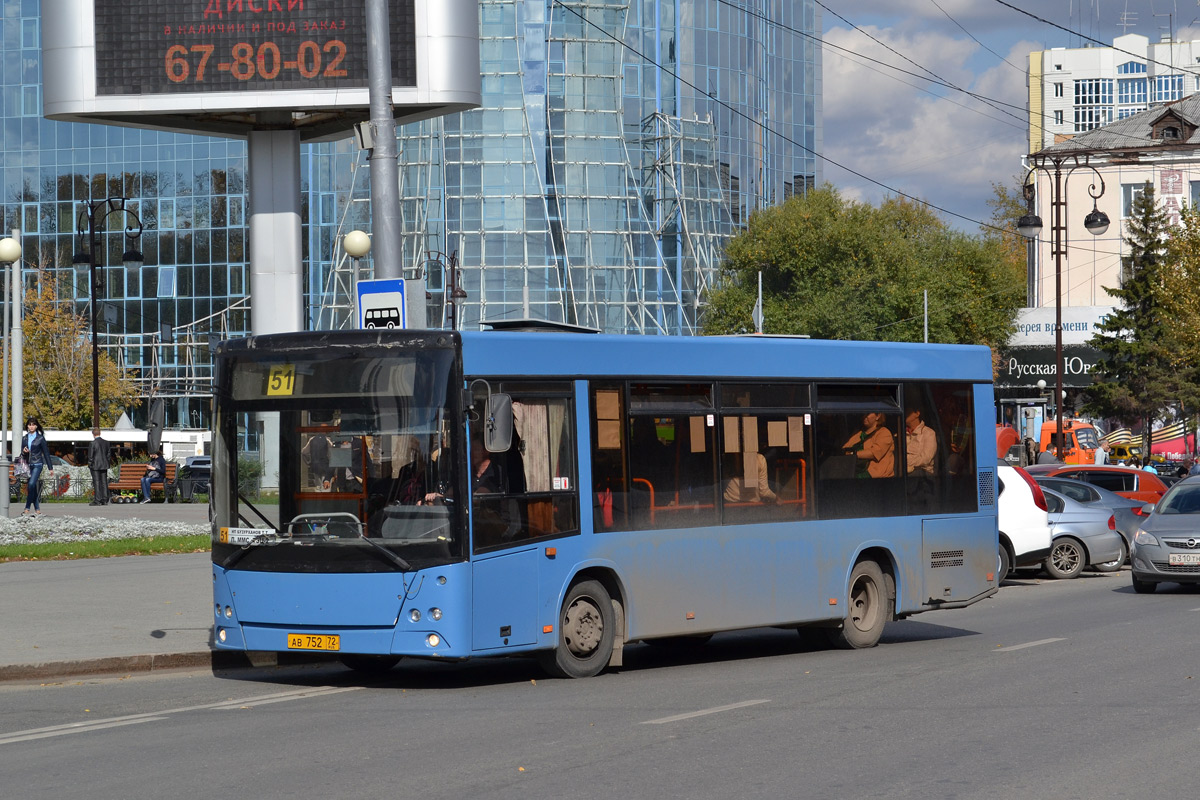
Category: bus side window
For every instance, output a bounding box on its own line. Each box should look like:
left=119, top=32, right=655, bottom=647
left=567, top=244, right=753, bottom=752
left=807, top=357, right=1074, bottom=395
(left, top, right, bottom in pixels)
left=591, top=385, right=628, bottom=531
left=473, top=387, right=579, bottom=553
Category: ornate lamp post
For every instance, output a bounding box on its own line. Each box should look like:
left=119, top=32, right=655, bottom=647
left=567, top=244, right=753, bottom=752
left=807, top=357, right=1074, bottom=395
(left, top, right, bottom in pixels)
left=1018, top=154, right=1110, bottom=456
left=73, top=198, right=144, bottom=431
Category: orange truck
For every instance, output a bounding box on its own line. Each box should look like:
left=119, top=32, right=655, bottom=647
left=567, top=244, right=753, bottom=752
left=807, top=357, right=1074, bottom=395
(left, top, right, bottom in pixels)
left=1039, top=420, right=1101, bottom=464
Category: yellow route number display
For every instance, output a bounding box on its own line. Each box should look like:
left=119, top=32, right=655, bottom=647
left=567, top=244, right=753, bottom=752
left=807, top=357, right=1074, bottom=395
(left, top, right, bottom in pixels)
left=266, top=364, right=296, bottom=396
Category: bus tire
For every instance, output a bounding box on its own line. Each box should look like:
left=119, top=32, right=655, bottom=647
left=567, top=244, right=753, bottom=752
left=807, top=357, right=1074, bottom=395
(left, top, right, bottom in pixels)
left=826, top=560, right=888, bottom=650
left=339, top=654, right=401, bottom=674
left=538, top=579, right=614, bottom=679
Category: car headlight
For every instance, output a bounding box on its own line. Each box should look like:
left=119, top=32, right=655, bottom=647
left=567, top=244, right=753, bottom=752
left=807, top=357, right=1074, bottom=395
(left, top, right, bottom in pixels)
left=1134, top=529, right=1160, bottom=546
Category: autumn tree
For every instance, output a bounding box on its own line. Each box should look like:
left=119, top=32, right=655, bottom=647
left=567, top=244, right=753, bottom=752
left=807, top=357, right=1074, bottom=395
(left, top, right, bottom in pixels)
left=19, top=272, right=141, bottom=429
left=1083, top=181, right=1179, bottom=453
left=1157, top=201, right=1200, bottom=450
left=701, top=185, right=1025, bottom=349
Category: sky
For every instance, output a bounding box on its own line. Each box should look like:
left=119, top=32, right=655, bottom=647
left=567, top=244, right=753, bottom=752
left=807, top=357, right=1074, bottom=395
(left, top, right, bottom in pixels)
left=820, top=0, right=1200, bottom=232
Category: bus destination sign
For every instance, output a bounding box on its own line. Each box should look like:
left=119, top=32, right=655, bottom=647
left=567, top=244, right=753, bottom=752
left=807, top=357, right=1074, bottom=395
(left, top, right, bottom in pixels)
left=93, top=0, right=417, bottom=96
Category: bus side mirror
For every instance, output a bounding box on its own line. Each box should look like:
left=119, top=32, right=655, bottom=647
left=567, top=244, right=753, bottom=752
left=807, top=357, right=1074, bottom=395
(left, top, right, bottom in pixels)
left=484, top=393, right=513, bottom=453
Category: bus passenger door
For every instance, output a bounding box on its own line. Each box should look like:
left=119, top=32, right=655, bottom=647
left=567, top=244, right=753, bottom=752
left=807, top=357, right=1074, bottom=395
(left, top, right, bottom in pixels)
left=472, top=549, right=540, bottom=649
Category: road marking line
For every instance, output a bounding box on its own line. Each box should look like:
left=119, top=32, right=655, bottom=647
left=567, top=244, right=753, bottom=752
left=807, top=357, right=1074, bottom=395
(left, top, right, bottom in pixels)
left=208, top=686, right=360, bottom=709
left=0, top=686, right=361, bottom=746
left=0, top=717, right=166, bottom=746
left=641, top=699, right=770, bottom=725
left=993, top=638, right=1066, bottom=652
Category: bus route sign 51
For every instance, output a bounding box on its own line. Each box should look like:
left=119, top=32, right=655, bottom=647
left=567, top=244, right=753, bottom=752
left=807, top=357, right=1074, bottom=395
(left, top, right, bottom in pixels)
left=356, top=278, right=406, bottom=330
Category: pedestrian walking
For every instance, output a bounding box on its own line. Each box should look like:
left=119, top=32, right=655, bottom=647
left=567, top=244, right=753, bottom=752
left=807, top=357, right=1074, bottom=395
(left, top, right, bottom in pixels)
left=88, top=428, right=112, bottom=505
left=20, top=417, right=53, bottom=516
left=1094, top=440, right=1111, bottom=465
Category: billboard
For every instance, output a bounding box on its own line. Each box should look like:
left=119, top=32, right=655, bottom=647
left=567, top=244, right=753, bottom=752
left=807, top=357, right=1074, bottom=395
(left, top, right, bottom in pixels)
left=42, top=0, right=480, bottom=141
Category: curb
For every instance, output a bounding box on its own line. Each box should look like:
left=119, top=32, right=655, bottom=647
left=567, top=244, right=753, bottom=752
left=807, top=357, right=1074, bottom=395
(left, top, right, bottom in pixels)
left=0, top=650, right=337, bottom=683
left=0, top=651, right=214, bottom=683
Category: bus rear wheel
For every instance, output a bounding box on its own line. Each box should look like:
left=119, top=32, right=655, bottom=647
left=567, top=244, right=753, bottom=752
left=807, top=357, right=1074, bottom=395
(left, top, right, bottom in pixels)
left=538, top=579, right=614, bottom=678
left=825, top=560, right=888, bottom=650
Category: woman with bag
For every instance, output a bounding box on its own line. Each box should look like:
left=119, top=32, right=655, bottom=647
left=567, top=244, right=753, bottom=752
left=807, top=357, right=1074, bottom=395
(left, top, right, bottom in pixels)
left=21, top=417, right=53, bottom=516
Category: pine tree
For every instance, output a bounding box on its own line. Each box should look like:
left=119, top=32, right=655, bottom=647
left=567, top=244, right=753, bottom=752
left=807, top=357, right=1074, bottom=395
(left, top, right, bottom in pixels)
left=1083, top=181, right=1174, bottom=453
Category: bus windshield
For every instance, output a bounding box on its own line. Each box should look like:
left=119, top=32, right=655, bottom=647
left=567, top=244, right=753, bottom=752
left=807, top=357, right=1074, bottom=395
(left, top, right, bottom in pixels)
left=211, top=337, right=465, bottom=573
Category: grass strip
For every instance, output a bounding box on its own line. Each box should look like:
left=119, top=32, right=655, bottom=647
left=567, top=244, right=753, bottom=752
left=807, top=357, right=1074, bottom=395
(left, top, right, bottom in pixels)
left=0, top=534, right=211, bottom=562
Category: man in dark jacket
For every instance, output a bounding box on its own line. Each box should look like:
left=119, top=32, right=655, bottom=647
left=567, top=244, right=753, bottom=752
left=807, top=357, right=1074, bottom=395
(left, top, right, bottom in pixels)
left=140, top=451, right=168, bottom=503
left=88, top=428, right=112, bottom=505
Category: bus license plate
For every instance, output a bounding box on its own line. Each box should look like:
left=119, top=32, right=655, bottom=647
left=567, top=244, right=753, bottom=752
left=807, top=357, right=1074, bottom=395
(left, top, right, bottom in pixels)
left=287, top=634, right=340, bottom=651
left=1169, top=553, right=1200, bottom=566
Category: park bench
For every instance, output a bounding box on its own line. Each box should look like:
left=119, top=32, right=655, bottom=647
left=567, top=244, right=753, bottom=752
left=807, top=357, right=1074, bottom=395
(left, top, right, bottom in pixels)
left=108, top=462, right=178, bottom=501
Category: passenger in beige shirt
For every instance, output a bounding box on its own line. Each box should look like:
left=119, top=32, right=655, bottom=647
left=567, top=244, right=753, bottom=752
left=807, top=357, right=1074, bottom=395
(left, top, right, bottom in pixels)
left=905, top=408, right=937, bottom=475
left=843, top=413, right=895, bottom=478
left=724, top=452, right=777, bottom=503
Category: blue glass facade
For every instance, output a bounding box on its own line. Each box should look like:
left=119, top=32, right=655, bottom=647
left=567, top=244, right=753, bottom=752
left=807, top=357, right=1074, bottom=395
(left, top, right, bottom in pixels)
left=314, top=0, right=821, bottom=334
left=2, top=0, right=820, bottom=424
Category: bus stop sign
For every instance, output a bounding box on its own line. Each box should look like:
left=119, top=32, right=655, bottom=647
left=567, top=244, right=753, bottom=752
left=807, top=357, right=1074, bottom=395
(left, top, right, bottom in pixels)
left=357, top=279, right=407, bottom=330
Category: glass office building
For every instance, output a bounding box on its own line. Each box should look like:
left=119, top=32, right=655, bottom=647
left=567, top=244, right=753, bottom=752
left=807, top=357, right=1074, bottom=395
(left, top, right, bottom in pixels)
left=2, top=0, right=820, bottom=424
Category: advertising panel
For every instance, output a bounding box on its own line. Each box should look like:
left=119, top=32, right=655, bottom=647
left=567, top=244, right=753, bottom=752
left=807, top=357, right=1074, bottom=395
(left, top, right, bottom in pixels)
left=42, top=0, right=481, bottom=140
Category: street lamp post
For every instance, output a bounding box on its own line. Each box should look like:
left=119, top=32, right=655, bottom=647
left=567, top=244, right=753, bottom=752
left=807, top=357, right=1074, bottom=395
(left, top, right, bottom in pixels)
left=73, top=198, right=144, bottom=431
left=1018, top=153, right=1110, bottom=458
left=0, top=234, right=21, bottom=517
left=426, top=250, right=465, bottom=330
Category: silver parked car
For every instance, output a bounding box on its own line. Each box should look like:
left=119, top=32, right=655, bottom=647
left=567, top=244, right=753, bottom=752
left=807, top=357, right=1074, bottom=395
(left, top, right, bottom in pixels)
left=1130, top=476, right=1200, bottom=593
left=1034, top=476, right=1149, bottom=571
left=1041, top=487, right=1126, bottom=579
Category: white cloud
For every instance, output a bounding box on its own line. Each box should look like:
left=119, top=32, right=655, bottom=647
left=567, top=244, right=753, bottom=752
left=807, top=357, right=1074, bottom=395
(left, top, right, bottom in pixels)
left=823, top=26, right=1036, bottom=229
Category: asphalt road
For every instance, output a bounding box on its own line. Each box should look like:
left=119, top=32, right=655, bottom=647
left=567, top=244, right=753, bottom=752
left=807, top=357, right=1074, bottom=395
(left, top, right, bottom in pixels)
left=1, top=569, right=1196, bottom=800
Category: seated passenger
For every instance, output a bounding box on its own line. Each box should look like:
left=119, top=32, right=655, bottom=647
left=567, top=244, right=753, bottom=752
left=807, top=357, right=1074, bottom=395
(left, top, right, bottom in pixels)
left=724, top=452, right=777, bottom=503
left=843, top=412, right=895, bottom=478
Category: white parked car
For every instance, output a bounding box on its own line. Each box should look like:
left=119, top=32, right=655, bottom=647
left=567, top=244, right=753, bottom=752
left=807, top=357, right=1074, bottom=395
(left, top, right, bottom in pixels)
left=996, top=464, right=1053, bottom=583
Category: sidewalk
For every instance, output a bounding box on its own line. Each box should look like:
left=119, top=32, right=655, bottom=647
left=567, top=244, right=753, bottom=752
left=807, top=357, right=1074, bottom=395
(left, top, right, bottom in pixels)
left=0, top=500, right=221, bottom=682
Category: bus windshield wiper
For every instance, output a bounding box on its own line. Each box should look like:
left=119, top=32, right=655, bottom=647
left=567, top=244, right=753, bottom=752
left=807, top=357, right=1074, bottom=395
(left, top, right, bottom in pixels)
left=356, top=532, right=412, bottom=571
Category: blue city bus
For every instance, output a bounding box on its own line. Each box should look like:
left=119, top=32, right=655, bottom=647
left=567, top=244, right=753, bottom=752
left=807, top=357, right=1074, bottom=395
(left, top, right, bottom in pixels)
left=210, top=329, right=999, bottom=678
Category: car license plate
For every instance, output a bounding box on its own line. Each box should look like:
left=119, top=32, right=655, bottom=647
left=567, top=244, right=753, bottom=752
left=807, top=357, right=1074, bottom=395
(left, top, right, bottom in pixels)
left=287, top=633, right=340, bottom=651
left=1168, top=553, right=1200, bottom=566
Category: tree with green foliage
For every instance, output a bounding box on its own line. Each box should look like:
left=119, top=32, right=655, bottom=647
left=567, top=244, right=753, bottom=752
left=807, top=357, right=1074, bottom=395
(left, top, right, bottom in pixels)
left=1157, top=202, right=1200, bottom=453
left=1083, top=181, right=1179, bottom=453
left=701, top=185, right=1025, bottom=352
left=19, top=273, right=141, bottom=430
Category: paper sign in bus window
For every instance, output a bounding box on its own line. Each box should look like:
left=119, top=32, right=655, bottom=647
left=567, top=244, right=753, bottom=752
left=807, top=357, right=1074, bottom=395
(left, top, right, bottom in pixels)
left=723, top=416, right=740, bottom=453
left=768, top=420, right=788, bottom=448
left=689, top=416, right=706, bottom=453
left=788, top=417, right=805, bottom=451
left=741, top=416, right=759, bottom=453
left=595, top=390, right=621, bottom=420
left=597, top=420, right=622, bottom=450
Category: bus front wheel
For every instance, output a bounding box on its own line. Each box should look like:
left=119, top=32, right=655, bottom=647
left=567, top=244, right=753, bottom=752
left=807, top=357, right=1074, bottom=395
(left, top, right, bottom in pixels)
left=539, top=579, right=615, bottom=678
left=826, top=560, right=888, bottom=650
